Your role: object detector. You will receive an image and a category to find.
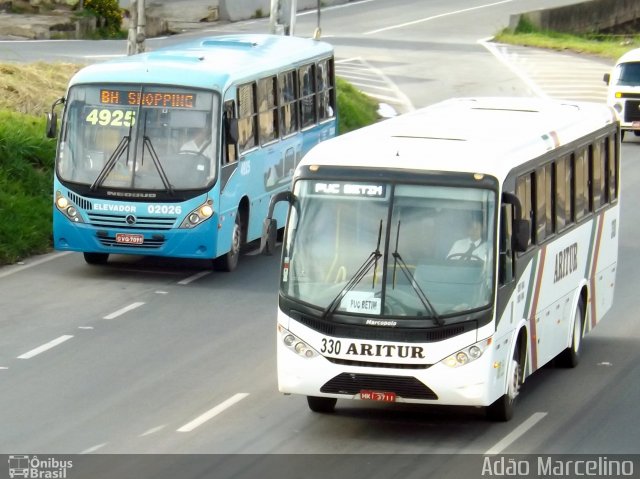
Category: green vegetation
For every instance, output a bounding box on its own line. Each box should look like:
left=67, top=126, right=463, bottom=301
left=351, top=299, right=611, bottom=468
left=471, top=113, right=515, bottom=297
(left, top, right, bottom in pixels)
left=0, top=63, right=380, bottom=265
left=83, top=0, right=124, bottom=38
left=494, top=15, right=640, bottom=61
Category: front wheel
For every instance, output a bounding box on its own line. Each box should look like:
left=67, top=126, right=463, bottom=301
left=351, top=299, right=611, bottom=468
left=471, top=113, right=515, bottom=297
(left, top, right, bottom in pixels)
left=83, top=252, right=109, bottom=265
left=213, top=213, right=243, bottom=272
left=486, top=347, right=521, bottom=422
left=307, top=396, right=337, bottom=413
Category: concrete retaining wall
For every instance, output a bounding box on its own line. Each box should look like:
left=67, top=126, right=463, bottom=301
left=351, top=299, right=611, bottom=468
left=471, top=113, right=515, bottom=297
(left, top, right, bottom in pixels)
left=510, top=0, right=640, bottom=34
left=219, top=0, right=348, bottom=22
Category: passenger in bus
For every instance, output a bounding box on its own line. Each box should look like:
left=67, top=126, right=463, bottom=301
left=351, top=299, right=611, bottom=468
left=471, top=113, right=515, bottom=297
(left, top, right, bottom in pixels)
left=447, top=212, right=487, bottom=262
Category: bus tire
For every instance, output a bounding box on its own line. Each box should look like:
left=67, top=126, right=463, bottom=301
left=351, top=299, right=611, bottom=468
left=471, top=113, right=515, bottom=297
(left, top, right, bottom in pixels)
left=213, top=213, right=243, bottom=272
left=83, top=252, right=109, bottom=265
left=307, top=396, right=337, bottom=413
left=556, top=300, right=584, bottom=368
left=486, top=346, right=521, bottom=422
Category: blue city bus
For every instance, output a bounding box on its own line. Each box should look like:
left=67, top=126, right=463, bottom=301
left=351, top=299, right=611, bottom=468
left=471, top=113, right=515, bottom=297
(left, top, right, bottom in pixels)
left=47, top=34, right=337, bottom=270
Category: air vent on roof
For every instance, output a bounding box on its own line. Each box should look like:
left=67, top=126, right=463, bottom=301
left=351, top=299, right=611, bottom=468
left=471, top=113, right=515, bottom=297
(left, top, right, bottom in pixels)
left=201, top=39, right=258, bottom=48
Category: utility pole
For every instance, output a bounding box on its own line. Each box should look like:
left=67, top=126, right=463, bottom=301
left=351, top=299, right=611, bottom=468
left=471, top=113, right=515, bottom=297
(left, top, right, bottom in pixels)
left=127, top=0, right=146, bottom=55
left=269, top=0, right=296, bottom=36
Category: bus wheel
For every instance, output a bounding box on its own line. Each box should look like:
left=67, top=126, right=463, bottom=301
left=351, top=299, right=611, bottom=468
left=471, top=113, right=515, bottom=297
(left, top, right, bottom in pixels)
left=83, top=252, right=109, bottom=265
left=213, top=213, right=243, bottom=272
left=307, top=396, right=337, bottom=413
left=486, top=347, right=521, bottom=422
left=556, top=300, right=584, bottom=368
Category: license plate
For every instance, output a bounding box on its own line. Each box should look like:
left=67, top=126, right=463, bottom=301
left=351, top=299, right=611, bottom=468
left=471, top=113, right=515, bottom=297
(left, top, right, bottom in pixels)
left=115, top=233, right=144, bottom=245
left=360, top=390, right=396, bottom=402
left=632, top=121, right=640, bottom=129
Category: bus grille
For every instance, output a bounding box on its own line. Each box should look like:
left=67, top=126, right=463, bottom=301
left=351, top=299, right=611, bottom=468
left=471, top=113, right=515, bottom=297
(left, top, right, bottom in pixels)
left=624, top=100, right=640, bottom=122
left=327, top=357, right=432, bottom=370
left=320, top=373, right=438, bottom=400
left=67, top=191, right=93, bottom=211
left=87, top=213, right=177, bottom=230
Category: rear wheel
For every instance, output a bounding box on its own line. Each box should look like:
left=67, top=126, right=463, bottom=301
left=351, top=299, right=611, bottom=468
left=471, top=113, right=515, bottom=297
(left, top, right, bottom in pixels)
left=307, top=396, right=337, bottom=413
left=213, top=213, right=243, bottom=272
left=83, top=252, right=109, bottom=265
left=486, top=346, right=521, bottom=422
left=556, top=300, right=584, bottom=368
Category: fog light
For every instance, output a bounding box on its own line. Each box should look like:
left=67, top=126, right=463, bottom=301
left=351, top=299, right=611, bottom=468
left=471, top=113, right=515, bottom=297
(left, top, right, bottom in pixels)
left=56, top=196, right=69, bottom=209
left=456, top=352, right=468, bottom=365
left=189, top=213, right=200, bottom=224
left=469, top=345, right=482, bottom=359
left=284, top=334, right=296, bottom=346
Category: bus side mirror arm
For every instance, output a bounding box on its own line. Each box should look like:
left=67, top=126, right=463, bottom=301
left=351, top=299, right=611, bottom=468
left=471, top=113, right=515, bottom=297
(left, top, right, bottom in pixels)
left=603, top=72, right=610, bottom=85
left=260, top=191, right=293, bottom=255
left=502, top=191, right=530, bottom=252
left=45, top=97, right=65, bottom=139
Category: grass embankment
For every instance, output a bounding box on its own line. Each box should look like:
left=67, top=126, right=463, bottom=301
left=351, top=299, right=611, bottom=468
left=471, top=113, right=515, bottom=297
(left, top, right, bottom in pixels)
left=494, top=16, right=640, bottom=62
left=0, top=64, right=379, bottom=265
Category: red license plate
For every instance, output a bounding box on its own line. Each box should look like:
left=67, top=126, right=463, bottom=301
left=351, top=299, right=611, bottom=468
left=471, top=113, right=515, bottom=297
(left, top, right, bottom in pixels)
left=360, top=390, right=396, bottom=402
left=115, top=233, right=144, bottom=245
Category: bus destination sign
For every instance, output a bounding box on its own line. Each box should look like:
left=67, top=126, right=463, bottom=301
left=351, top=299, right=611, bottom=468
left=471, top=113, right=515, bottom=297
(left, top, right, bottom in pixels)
left=100, top=90, right=196, bottom=108
left=312, top=182, right=386, bottom=198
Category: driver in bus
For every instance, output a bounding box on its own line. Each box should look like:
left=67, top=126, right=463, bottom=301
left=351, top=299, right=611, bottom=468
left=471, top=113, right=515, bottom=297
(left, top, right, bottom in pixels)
left=447, top=211, right=488, bottom=262
left=180, top=126, right=212, bottom=157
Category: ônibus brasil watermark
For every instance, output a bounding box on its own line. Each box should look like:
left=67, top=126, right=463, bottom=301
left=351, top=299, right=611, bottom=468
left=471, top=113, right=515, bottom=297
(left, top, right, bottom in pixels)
left=8, top=455, right=72, bottom=479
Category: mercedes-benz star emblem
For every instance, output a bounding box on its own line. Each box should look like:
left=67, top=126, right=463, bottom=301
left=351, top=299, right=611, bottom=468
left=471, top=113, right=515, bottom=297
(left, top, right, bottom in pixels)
left=125, top=214, right=137, bottom=225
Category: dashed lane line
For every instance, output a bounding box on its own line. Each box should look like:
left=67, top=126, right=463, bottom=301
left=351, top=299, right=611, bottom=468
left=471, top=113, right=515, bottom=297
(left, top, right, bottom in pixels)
left=484, top=412, right=547, bottom=455
left=177, top=393, right=250, bottom=433
left=17, top=335, right=74, bottom=359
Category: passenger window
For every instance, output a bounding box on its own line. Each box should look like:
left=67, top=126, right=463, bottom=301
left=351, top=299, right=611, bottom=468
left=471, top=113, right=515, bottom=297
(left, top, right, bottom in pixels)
left=316, top=58, right=335, bottom=121
left=573, top=149, right=588, bottom=221
left=299, top=64, right=316, bottom=128
left=279, top=70, right=299, bottom=136
left=258, top=76, right=278, bottom=145
left=237, top=83, right=257, bottom=153
left=516, top=173, right=534, bottom=247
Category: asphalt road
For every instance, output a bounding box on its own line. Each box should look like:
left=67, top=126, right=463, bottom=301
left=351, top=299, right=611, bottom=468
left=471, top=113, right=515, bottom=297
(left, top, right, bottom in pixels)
left=0, top=0, right=638, bottom=476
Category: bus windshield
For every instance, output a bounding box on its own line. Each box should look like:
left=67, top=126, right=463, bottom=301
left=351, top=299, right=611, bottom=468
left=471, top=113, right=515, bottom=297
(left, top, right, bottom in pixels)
left=282, top=180, right=496, bottom=318
left=57, top=84, right=220, bottom=191
left=615, top=61, right=640, bottom=86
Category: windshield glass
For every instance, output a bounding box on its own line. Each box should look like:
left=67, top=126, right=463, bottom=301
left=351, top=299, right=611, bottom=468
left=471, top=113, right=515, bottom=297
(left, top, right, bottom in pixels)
left=615, top=62, right=640, bottom=86
left=57, top=84, right=220, bottom=191
left=282, top=180, right=496, bottom=318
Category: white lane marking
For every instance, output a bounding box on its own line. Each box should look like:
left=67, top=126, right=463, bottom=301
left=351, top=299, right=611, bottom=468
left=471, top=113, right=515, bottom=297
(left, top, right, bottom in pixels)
left=484, top=412, right=547, bottom=455
left=17, top=335, right=74, bottom=359
left=103, top=302, right=145, bottom=320
left=81, top=443, right=107, bottom=454
left=177, top=393, right=250, bottom=432
left=0, top=252, right=72, bottom=279
left=365, top=0, right=513, bottom=35
left=78, top=326, right=94, bottom=330
left=0, top=367, right=8, bottom=370
left=140, top=425, right=166, bottom=437
left=178, top=271, right=212, bottom=285
left=479, top=38, right=549, bottom=98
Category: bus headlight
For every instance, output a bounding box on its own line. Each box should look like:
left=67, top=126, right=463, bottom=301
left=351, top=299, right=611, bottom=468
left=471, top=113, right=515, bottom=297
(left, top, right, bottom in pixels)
left=442, top=338, right=492, bottom=368
left=55, top=191, right=84, bottom=223
left=278, top=325, right=317, bottom=359
left=179, top=200, right=214, bottom=229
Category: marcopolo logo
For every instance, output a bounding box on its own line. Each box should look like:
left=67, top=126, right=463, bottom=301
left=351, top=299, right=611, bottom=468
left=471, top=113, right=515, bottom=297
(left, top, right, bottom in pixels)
left=8, top=455, right=73, bottom=479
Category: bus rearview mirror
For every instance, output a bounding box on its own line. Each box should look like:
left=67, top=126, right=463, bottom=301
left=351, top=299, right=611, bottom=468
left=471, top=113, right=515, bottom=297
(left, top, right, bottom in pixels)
left=45, top=112, right=57, bottom=138
left=260, top=218, right=278, bottom=255
left=603, top=72, right=610, bottom=85
left=226, top=118, right=239, bottom=144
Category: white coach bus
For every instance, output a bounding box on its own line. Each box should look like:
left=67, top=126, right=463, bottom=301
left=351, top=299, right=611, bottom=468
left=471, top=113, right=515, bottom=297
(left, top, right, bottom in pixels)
left=262, top=97, right=620, bottom=421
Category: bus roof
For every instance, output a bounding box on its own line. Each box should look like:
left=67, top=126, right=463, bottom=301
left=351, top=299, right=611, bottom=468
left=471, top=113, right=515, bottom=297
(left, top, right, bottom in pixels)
left=300, top=97, right=617, bottom=182
left=68, top=34, right=334, bottom=91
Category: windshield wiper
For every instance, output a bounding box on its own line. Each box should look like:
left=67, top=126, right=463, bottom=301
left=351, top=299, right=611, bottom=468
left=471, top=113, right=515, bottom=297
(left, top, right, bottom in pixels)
left=142, top=136, right=174, bottom=195
left=391, top=221, right=444, bottom=326
left=322, top=219, right=384, bottom=320
left=90, top=135, right=130, bottom=191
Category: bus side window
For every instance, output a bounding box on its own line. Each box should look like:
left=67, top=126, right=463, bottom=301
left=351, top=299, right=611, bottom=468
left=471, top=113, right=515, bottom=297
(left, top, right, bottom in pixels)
left=237, top=82, right=258, bottom=153
left=299, top=63, right=316, bottom=128
left=223, top=100, right=237, bottom=165
left=258, top=76, right=278, bottom=145
left=279, top=69, right=299, bottom=136
left=499, top=203, right=515, bottom=284
left=606, top=134, right=618, bottom=202
left=516, top=173, right=533, bottom=248
left=317, top=58, right=335, bottom=120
